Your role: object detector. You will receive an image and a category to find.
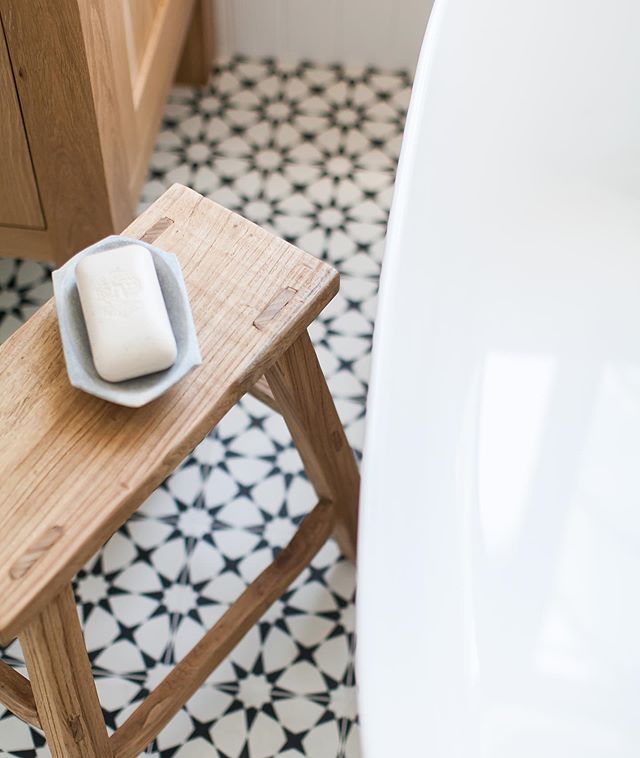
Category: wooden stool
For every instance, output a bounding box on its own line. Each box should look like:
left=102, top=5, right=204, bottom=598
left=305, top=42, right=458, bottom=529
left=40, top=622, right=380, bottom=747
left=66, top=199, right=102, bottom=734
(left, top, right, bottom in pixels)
left=0, top=184, right=359, bottom=757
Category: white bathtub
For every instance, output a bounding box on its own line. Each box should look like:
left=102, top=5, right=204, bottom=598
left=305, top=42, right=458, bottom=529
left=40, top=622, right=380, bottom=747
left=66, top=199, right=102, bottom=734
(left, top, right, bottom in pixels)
left=356, top=1, right=640, bottom=756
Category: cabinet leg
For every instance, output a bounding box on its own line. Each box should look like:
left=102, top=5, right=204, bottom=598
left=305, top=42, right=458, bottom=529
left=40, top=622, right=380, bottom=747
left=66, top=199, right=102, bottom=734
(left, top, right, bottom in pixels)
left=176, top=0, right=215, bottom=86
left=20, top=585, right=111, bottom=757
left=266, top=331, right=360, bottom=560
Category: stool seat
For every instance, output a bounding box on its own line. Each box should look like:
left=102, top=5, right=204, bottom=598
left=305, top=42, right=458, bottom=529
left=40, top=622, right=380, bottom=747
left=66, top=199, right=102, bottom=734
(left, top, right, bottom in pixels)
left=0, top=183, right=338, bottom=644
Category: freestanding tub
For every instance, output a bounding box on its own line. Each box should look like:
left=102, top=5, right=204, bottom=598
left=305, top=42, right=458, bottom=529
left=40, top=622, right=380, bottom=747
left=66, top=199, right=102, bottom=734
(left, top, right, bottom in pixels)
left=356, top=1, right=640, bottom=756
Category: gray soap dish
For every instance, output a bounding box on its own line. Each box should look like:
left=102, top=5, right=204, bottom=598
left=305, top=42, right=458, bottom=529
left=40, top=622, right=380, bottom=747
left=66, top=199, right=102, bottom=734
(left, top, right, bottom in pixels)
left=52, top=235, right=202, bottom=408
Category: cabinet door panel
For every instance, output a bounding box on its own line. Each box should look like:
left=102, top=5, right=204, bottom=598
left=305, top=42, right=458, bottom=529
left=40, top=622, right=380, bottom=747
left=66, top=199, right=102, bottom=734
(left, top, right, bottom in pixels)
left=0, top=21, right=44, bottom=229
left=119, top=0, right=196, bottom=195
left=122, top=0, right=166, bottom=86
left=77, top=0, right=194, bottom=227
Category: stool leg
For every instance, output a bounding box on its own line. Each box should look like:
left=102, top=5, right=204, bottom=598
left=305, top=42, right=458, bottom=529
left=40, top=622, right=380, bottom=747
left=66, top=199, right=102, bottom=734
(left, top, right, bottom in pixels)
left=266, top=330, right=360, bottom=560
left=20, top=585, right=111, bottom=757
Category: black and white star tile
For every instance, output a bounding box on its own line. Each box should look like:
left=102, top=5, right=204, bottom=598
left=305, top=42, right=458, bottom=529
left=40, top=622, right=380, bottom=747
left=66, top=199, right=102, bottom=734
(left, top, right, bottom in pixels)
left=0, top=57, right=410, bottom=757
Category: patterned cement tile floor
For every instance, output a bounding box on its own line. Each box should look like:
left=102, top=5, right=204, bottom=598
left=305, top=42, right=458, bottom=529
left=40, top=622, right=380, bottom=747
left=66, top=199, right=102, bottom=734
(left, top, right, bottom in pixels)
left=0, top=57, right=410, bottom=757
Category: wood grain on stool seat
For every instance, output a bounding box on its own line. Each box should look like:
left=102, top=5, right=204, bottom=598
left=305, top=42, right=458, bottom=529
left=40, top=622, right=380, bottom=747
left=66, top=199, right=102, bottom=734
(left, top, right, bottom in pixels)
left=0, top=183, right=339, bottom=644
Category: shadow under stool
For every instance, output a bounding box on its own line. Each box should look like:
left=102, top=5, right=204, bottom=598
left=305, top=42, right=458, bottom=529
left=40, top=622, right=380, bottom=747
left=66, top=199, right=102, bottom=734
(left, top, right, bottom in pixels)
left=0, top=183, right=359, bottom=757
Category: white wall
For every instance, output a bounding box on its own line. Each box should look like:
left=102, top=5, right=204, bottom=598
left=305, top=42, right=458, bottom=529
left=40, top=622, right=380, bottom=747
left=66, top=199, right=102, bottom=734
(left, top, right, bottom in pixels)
left=212, top=0, right=434, bottom=73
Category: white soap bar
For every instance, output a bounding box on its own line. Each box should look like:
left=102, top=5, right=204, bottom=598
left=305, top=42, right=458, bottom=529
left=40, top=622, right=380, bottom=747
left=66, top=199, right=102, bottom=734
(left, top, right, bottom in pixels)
left=75, top=244, right=177, bottom=383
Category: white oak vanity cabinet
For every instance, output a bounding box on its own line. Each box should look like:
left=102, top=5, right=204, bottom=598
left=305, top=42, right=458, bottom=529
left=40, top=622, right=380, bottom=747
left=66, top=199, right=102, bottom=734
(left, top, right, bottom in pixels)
left=0, top=0, right=212, bottom=264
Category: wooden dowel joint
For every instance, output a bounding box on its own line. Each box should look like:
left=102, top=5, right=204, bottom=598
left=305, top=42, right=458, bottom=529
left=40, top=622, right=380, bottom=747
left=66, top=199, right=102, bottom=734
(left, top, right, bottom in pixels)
left=10, top=526, right=64, bottom=580
left=253, top=287, right=298, bottom=330
left=140, top=216, right=174, bottom=243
